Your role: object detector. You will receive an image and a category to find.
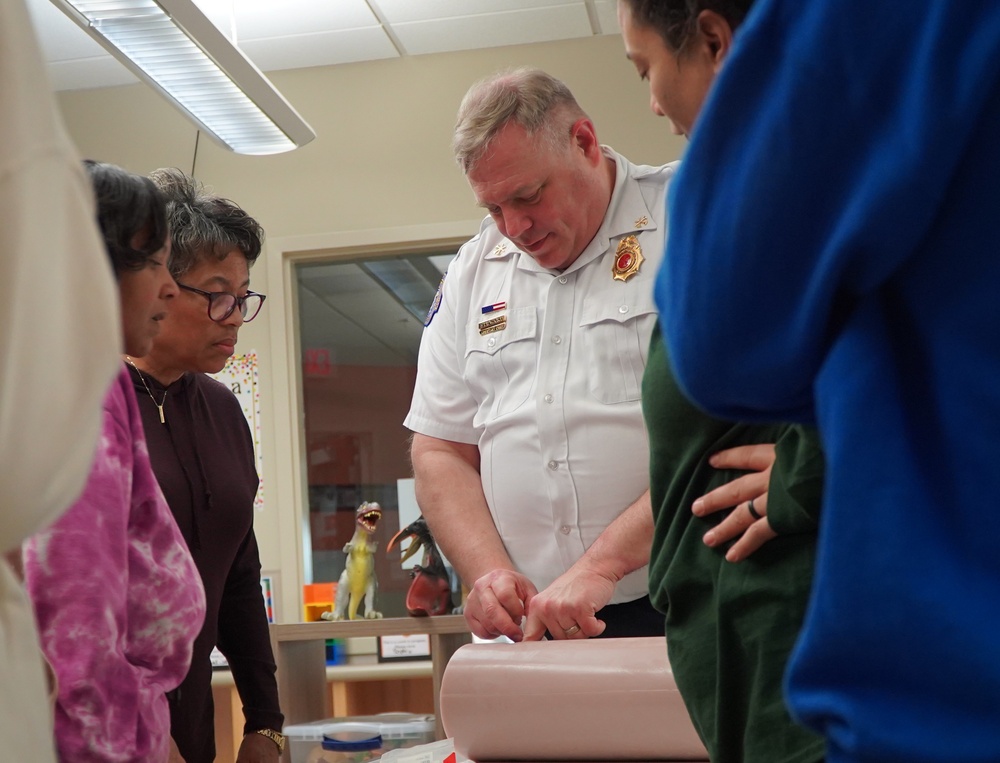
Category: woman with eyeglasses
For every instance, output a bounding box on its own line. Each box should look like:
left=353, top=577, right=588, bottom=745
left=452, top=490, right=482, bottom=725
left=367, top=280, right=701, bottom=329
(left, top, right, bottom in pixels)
left=22, top=160, right=206, bottom=762
left=125, top=168, right=284, bottom=763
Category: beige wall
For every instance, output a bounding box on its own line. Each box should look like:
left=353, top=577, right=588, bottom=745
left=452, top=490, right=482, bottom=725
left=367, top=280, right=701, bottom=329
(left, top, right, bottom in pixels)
left=57, top=33, right=686, bottom=621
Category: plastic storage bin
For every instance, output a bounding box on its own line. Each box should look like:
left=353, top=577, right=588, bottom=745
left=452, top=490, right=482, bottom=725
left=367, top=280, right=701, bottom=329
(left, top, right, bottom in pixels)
left=284, top=713, right=435, bottom=763
left=313, top=723, right=382, bottom=763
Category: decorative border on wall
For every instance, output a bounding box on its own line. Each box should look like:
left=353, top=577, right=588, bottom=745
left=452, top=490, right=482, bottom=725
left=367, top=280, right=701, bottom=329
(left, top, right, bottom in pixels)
left=209, top=350, right=264, bottom=511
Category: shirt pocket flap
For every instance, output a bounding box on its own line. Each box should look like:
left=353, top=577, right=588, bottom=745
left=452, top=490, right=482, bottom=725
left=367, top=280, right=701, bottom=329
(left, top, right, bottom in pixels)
left=579, top=296, right=657, bottom=328
left=465, top=306, right=538, bottom=357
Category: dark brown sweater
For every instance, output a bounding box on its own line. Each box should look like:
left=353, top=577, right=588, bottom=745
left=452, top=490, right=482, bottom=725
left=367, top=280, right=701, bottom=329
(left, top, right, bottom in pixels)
left=129, top=366, right=282, bottom=763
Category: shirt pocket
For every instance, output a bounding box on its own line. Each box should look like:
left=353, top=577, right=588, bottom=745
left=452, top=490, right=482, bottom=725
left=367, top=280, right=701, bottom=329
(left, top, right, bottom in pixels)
left=579, top=300, right=657, bottom=404
left=463, top=306, right=539, bottom=420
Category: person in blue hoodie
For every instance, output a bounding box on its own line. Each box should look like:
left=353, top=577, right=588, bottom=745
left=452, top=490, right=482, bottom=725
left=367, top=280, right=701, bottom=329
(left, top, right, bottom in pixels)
left=658, top=1, right=1000, bottom=762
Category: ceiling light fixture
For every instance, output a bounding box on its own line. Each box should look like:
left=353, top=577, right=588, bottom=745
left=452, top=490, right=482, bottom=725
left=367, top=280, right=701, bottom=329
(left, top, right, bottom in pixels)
left=50, top=0, right=316, bottom=155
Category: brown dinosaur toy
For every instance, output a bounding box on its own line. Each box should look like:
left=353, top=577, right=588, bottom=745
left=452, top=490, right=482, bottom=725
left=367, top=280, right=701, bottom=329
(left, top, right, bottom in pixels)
left=388, top=516, right=453, bottom=617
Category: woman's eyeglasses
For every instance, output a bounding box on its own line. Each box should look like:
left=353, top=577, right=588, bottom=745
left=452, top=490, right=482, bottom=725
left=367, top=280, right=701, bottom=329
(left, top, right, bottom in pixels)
left=176, top=283, right=266, bottom=323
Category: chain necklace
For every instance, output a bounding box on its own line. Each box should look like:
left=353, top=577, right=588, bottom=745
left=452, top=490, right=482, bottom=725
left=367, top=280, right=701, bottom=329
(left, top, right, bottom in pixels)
left=124, top=356, right=168, bottom=424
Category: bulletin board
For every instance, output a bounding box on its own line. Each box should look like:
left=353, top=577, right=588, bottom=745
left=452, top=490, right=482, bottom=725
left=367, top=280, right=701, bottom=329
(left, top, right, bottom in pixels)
left=209, top=350, right=264, bottom=511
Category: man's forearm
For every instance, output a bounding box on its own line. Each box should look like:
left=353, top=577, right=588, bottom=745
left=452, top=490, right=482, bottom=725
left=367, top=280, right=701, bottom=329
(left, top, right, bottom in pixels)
left=410, top=433, right=514, bottom=585
left=574, top=490, right=653, bottom=582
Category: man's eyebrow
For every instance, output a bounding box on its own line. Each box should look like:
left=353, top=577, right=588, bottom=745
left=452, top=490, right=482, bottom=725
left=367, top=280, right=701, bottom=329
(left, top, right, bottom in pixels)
left=476, top=185, right=541, bottom=208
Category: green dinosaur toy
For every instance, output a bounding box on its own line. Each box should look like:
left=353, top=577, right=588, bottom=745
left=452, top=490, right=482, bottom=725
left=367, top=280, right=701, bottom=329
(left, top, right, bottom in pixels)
left=331, top=501, right=384, bottom=620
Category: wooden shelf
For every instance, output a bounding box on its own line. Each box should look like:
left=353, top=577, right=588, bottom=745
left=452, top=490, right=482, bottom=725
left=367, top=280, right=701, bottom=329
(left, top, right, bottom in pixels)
left=269, top=615, right=471, bottom=750
left=211, top=656, right=433, bottom=686
left=270, top=614, right=470, bottom=641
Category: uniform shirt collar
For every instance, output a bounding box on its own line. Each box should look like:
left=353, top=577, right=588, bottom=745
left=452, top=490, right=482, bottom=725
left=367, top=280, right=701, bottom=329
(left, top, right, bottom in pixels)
left=564, top=147, right=659, bottom=275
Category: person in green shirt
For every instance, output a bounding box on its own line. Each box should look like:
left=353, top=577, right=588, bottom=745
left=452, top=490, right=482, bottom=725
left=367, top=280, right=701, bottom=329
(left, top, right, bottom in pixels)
left=618, top=1, right=826, bottom=761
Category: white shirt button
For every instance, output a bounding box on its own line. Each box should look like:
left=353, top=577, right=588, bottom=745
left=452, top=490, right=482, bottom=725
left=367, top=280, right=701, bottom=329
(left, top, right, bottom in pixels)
left=619, top=305, right=629, bottom=314
left=558, top=276, right=568, bottom=284
left=547, top=460, right=558, bottom=470
left=544, top=394, right=554, bottom=403
left=560, top=525, right=571, bottom=535
left=552, top=335, right=562, bottom=345
left=487, top=337, right=496, bottom=347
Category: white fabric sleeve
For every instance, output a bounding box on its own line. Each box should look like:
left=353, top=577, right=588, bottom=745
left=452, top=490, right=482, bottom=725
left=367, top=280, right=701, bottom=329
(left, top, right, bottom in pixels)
left=0, top=0, right=121, bottom=552
left=404, top=259, right=481, bottom=445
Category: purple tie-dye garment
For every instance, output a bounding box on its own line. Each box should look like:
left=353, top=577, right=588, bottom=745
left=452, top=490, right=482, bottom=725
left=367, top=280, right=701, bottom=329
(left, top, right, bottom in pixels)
left=24, top=366, right=206, bottom=762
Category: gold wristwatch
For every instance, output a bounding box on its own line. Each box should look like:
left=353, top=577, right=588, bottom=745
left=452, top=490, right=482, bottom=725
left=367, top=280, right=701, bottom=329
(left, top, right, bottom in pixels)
left=251, top=728, right=286, bottom=753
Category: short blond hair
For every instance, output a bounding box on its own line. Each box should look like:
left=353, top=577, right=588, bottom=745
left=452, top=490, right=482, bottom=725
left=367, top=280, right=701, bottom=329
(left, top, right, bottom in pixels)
left=452, top=67, right=588, bottom=173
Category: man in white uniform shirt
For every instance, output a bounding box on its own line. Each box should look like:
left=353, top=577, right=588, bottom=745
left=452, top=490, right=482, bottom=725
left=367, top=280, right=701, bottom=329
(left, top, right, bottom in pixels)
left=406, top=68, right=676, bottom=642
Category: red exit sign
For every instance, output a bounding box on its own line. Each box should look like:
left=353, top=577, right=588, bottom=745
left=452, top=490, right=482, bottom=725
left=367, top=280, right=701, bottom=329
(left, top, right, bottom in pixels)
left=303, top=348, right=332, bottom=377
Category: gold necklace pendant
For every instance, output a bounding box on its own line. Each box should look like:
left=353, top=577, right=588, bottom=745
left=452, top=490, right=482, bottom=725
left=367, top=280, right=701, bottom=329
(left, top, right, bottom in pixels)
left=124, top=357, right=168, bottom=424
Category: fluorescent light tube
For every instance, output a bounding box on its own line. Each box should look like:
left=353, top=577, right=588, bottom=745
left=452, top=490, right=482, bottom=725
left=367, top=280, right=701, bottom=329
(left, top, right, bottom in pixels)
left=51, top=0, right=316, bottom=155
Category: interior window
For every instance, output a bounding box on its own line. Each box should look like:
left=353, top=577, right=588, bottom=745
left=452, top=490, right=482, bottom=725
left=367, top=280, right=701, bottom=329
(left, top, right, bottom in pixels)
left=295, top=253, right=454, bottom=616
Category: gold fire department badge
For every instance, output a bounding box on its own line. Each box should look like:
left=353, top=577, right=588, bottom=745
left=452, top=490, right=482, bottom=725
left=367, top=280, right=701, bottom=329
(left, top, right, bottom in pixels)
left=612, top=235, right=643, bottom=282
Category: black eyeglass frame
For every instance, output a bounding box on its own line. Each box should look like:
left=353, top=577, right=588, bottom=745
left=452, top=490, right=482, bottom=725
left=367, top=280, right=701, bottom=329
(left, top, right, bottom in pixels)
left=176, top=282, right=267, bottom=323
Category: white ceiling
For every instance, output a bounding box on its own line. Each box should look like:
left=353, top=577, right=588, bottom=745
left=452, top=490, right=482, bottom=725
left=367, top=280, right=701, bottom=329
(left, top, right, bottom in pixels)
left=27, top=0, right=622, bottom=91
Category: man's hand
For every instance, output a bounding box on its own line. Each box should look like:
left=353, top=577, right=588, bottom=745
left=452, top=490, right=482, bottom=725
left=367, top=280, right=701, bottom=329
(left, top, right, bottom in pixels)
left=236, top=731, right=280, bottom=763
left=692, top=443, right=778, bottom=561
left=520, top=490, right=652, bottom=640
left=464, top=569, right=538, bottom=641
left=521, top=564, right=617, bottom=641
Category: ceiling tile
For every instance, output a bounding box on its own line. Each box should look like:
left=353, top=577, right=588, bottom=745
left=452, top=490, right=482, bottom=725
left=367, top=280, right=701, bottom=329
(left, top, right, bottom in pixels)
left=393, top=5, right=594, bottom=57
left=27, top=0, right=111, bottom=62
left=194, top=0, right=381, bottom=41
left=371, top=0, right=578, bottom=25
left=241, top=27, right=399, bottom=71
left=593, top=0, right=621, bottom=35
